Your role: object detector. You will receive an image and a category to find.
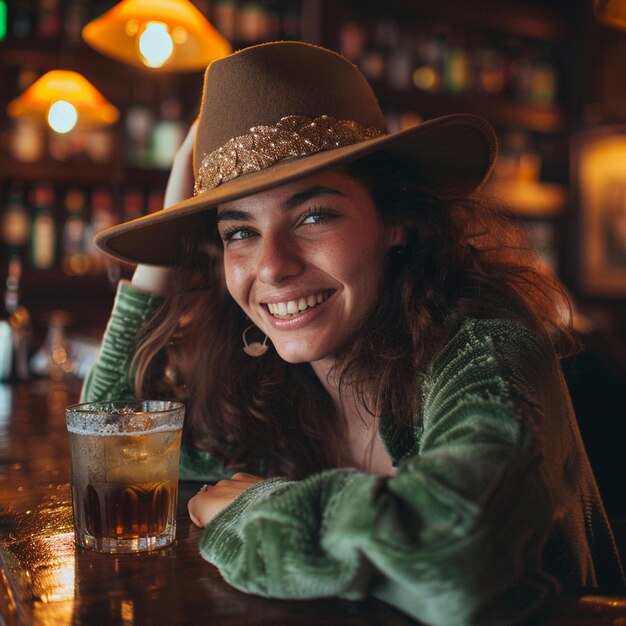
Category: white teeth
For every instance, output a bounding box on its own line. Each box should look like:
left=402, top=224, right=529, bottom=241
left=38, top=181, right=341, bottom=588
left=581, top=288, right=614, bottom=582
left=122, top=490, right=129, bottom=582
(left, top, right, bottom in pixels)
left=267, top=292, right=328, bottom=317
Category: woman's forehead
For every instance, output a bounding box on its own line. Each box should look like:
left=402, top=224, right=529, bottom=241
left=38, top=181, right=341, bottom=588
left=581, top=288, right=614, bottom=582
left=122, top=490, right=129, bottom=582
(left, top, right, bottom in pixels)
left=216, top=169, right=359, bottom=215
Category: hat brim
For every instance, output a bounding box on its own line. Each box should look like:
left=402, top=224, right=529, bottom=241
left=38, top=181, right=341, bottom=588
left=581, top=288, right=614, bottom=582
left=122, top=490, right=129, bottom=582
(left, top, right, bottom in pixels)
left=96, top=114, right=497, bottom=266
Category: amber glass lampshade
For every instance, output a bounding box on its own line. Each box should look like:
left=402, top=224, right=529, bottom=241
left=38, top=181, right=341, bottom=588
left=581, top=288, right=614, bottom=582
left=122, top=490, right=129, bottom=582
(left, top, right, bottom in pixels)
left=7, top=70, right=119, bottom=134
left=82, top=0, right=232, bottom=71
left=594, top=0, right=626, bottom=29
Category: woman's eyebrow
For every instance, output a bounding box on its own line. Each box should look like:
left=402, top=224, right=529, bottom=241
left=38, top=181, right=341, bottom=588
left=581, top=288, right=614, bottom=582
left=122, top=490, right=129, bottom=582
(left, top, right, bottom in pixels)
left=216, top=208, right=249, bottom=223
left=281, top=186, right=345, bottom=212
left=217, top=186, right=345, bottom=223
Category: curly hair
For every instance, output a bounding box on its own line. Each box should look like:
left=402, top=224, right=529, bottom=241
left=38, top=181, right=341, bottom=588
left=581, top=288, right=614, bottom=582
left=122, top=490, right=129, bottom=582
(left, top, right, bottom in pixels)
left=131, top=153, right=578, bottom=479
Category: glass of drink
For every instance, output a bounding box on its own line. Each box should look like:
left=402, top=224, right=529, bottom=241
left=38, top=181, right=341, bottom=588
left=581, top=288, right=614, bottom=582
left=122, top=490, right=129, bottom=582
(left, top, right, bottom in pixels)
left=65, top=400, right=185, bottom=553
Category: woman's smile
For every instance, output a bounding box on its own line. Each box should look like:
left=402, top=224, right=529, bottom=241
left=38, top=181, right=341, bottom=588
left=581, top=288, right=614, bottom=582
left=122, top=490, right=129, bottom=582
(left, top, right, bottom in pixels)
left=217, top=169, right=405, bottom=365
left=264, top=290, right=332, bottom=319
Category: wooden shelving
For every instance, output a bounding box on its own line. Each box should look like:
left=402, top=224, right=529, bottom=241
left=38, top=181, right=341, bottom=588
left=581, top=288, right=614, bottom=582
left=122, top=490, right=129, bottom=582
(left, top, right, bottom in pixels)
left=369, top=81, right=568, bottom=134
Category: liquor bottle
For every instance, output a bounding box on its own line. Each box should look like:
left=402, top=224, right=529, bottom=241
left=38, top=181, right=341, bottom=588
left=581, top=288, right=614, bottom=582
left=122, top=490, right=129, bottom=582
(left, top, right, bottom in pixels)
left=442, top=32, right=471, bottom=94
left=339, top=21, right=365, bottom=63
left=61, top=188, right=89, bottom=275
left=530, top=46, right=557, bottom=108
left=360, top=19, right=397, bottom=83
left=1, top=184, right=30, bottom=258
left=212, top=0, right=237, bottom=41
left=10, top=0, right=34, bottom=38
left=29, top=184, right=57, bottom=270
left=122, top=188, right=145, bottom=221
left=36, top=0, right=61, bottom=38
left=64, top=0, right=87, bottom=43
left=10, top=67, right=45, bottom=164
left=86, top=188, right=118, bottom=275
left=412, top=28, right=444, bottom=93
left=125, top=83, right=156, bottom=168
left=150, top=97, right=186, bottom=169
left=387, top=33, right=414, bottom=92
left=0, top=256, right=31, bottom=382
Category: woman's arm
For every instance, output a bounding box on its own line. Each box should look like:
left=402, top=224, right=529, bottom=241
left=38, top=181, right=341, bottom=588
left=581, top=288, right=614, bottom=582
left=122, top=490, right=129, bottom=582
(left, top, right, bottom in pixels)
left=189, top=318, right=607, bottom=626
left=82, top=121, right=198, bottom=399
left=131, top=120, right=197, bottom=296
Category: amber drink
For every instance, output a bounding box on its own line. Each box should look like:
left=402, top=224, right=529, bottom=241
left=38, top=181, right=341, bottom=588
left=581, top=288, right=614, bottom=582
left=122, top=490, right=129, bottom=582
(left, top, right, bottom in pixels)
left=66, top=400, right=185, bottom=553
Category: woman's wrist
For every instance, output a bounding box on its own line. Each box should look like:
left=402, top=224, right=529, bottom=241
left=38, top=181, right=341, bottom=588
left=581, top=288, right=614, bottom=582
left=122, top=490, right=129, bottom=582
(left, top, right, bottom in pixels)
left=131, top=264, right=174, bottom=297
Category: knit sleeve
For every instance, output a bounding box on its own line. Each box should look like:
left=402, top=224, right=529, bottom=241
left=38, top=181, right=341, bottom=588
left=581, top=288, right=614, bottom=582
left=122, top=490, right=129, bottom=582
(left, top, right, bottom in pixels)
left=80, top=280, right=164, bottom=402
left=80, top=281, right=234, bottom=483
left=198, top=319, right=566, bottom=626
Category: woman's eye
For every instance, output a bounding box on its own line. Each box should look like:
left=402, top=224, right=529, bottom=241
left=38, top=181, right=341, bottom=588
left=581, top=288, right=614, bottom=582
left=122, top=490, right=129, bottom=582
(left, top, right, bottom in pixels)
left=220, top=227, right=256, bottom=242
left=301, top=208, right=338, bottom=225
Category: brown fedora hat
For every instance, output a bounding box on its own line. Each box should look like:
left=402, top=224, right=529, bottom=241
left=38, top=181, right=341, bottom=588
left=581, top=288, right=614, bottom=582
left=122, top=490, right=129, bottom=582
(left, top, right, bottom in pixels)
left=96, top=41, right=497, bottom=266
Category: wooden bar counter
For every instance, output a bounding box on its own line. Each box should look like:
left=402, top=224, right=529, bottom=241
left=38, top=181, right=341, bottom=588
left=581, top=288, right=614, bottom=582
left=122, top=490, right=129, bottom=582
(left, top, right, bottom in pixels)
left=1, top=379, right=625, bottom=626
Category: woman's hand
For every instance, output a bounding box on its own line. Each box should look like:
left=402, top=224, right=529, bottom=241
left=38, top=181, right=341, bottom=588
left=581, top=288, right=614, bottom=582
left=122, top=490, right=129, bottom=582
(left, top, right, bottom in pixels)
left=188, top=472, right=264, bottom=528
left=164, top=119, right=198, bottom=209
left=131, top=120, right=198, bottom=296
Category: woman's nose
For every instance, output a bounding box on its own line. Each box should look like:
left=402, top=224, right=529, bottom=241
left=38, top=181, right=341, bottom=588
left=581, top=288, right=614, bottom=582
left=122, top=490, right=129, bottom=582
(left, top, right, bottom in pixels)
left=257, top=235, right=304, bottom=285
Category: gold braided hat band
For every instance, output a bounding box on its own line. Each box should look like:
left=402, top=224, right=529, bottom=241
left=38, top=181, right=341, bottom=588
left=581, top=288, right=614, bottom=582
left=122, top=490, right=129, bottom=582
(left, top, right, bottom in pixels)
left=193, top=114, right=386, bottom=195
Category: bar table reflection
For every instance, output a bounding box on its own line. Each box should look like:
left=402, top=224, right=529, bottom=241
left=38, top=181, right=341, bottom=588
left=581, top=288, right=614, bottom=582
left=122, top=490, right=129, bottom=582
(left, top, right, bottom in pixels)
left=1, top=380, right=625, bottom=625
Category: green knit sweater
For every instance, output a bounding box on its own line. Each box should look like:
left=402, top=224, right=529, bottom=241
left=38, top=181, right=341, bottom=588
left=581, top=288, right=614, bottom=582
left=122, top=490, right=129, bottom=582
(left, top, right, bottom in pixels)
left=82, top=281, right=625, bottom=626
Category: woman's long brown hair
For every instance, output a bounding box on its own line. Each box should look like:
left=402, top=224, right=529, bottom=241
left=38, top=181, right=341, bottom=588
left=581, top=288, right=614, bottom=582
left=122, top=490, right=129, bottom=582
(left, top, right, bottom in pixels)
left=131, top=153, right=579, bottom=479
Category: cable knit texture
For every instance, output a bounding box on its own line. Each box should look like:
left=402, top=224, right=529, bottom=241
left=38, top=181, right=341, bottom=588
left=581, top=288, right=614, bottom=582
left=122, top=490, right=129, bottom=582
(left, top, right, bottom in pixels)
left=82, top=282, right=625, bottom=626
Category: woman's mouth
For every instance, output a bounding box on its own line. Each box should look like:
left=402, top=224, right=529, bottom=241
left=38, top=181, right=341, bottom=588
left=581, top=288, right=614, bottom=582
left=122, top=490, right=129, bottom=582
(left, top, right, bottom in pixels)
left=266, top=291, right=331, bottom=319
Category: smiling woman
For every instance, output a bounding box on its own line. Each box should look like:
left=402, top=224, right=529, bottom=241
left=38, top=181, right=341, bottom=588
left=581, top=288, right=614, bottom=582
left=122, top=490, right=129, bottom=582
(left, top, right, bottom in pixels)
left=83, top=41, right=624, bottom=626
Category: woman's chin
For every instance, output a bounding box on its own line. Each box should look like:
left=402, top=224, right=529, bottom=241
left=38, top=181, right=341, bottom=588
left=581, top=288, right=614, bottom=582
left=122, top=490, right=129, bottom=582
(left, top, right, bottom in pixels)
left=272, top=342, right=331, bottom=365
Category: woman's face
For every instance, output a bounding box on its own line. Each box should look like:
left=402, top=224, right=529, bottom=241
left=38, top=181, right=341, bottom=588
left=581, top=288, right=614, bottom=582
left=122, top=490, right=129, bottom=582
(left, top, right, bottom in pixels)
left=216, top=170, right=404, bottom=365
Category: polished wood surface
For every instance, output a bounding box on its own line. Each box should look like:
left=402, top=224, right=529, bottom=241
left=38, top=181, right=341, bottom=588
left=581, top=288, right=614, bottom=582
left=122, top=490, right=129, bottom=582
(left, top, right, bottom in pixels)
left=1, top=380, right=625, bottom=626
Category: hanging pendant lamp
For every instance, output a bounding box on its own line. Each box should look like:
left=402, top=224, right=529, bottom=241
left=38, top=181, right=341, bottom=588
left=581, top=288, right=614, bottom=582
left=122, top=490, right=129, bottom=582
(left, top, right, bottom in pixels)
left=82, top=0, right=232, bottom=71
left=594, top=0, right=626, bottom=29
left=7, top=70, right=119, bottom=134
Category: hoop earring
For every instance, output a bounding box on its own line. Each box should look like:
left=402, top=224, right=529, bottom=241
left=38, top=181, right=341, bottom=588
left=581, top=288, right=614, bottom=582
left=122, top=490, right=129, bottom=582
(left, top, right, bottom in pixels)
left=242, top=325, right=269, bottom=357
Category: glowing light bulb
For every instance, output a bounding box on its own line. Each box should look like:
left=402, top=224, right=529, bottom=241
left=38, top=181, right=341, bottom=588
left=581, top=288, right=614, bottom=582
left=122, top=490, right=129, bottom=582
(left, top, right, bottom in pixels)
left=138, top=21, right=174, bottom=68
left=47, top=100, right=78, bottom=133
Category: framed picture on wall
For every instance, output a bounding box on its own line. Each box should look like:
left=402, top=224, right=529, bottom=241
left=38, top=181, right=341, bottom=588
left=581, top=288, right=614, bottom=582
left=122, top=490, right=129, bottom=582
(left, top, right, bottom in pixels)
left=573, top=126, right=626, bottom=296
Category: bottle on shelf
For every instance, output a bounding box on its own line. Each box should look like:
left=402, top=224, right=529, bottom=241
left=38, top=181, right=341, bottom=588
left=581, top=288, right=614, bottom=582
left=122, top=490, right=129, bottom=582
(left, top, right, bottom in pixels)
left=122, top=188, right=145, bottom=221
left=360, top=19, right=398, bottom=83
left=237, top=1, right=271, bottom=43
left=1, top=184, right=30, bottom=258
left=29, top=183, right=57, bottom=271
left=387, top=31, right=414, bottom=92
left=44, top=309, right=73, bottom=382
left=86, top=187, right=118, bottom=276
left=443, top=33, right=471, bottom=95
left=149, top=97, right=186, bottom=170
left=36, top=0, right=61, bottom=38
left=412, top=27, right=444, bottom=93
left=473, top=37, right=506, bottom=95
left=125, top=83, right=156, bottom=169
left=61, top=188, right=89, bottom=276
left=0, top=255, right=31, bottom=382
left=212, top=0, right=237, bottom=41
left=64, top=0, right=87, bottom=43
left=339, top=21, right=366, bottom=63
left=9, top=0, right=34, bottom=38
left=530, top=45, right=557, bottom=108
